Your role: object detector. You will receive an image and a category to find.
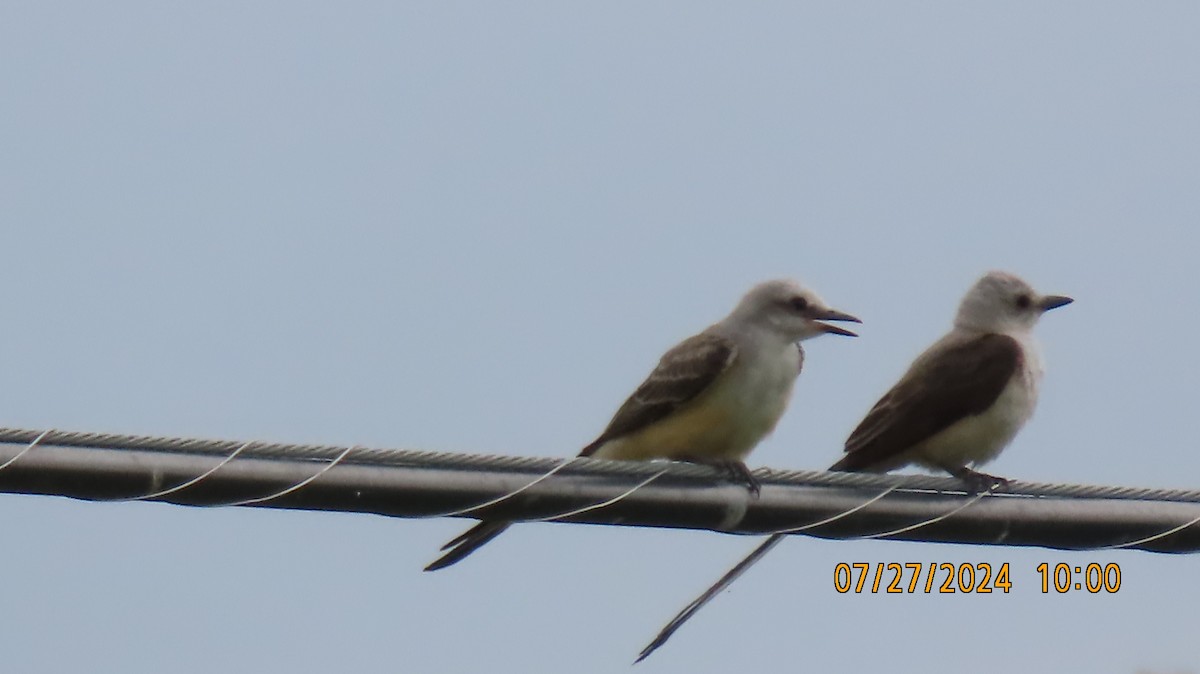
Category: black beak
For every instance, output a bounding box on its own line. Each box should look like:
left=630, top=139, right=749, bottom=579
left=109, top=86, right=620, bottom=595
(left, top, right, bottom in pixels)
left=1038, top=295, right=1074, bottom=312
left=810, top=308, right=861, bottom=337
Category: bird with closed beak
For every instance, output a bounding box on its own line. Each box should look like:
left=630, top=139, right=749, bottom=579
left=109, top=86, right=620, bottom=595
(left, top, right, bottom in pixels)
left=830, top=269, right=1072, bottom=485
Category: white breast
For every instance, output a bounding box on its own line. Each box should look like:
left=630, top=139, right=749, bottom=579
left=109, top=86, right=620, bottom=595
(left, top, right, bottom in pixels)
left=713, top=341, right=802, bottom=459
left=913, top=334, right=1042, bottom=470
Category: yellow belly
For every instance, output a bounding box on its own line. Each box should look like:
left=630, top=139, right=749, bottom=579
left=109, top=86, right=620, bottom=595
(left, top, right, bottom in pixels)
left=587, top=339, right=800, bottom=463
left=590, top=378, right=793, bottom=462
left=592, top=402, right=736, bottom=461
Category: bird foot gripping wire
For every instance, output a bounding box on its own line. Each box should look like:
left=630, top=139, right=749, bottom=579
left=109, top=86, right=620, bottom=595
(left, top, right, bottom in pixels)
left=944, top=465, right=1010, bottom=494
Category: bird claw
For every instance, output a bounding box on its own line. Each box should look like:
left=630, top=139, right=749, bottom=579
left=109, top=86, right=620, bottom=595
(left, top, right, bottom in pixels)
left=677, top=457, right=761, bottom=497
left=721, top=461, right=761, bottom=497
left=958, top=469, right=1010, bottom=494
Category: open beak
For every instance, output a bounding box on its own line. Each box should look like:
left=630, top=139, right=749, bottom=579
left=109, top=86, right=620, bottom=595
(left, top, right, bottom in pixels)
left=809, top=307, right=861, bottom=337
left=1038, top=295, right=1074, bottom=312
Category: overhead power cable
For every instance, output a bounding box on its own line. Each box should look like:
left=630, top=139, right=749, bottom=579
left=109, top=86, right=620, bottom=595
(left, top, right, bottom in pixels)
left=0, top=426, right=1197, bottom=553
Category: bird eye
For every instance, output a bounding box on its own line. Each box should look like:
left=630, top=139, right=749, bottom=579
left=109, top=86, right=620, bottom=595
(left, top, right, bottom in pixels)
left=1015, top=294, right=1032, bottom=309
left=789, top=296, right=809, bottom=312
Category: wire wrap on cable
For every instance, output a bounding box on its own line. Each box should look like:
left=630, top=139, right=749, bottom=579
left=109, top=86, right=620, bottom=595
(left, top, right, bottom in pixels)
left=0, top=426, right=1197, bottom=554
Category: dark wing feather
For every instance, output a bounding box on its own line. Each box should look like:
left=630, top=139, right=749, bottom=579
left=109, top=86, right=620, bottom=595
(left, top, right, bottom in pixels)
left=830, top=333, right=1022, bottom=472
left=425, top=331, right=735, bottom=572
left=580, top=332, right=736, bottom=456
left=423, top=521, right=511, bottom=572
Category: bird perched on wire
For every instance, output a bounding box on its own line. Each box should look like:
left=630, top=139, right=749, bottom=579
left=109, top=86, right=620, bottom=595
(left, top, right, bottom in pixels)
left=829, top=269, right=1072, bottom=484
left=636, top=270, right=1072, bottom=662
left=424, top=279, right=860, bottom=572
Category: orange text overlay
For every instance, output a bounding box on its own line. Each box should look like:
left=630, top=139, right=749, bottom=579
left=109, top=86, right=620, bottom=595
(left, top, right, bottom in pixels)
left=833, top=562, right=1123, bottom=594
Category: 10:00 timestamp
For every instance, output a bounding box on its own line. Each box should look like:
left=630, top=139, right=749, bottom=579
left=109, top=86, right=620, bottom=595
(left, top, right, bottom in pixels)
left=1036, top=562, right=1121, bottom=593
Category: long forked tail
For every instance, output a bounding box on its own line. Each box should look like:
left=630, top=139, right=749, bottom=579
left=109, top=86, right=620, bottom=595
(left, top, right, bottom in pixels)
left=635, top=533, right=786, bottom=663
left=424, top=521, right=513, bottom=572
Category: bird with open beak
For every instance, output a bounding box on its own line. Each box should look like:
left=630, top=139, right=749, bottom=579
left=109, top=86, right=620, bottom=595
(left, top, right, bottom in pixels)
left=425, top=278, right=860, bottom=572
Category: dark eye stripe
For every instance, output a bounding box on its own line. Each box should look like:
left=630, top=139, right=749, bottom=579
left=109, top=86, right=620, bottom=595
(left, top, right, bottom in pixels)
left=790, top=296, right=809, bottom=311
left=1015, top=294, right=1032, bottom=309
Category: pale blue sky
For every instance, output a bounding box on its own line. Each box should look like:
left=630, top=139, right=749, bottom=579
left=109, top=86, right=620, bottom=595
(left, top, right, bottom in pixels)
left=1, top=2, right=1198, bottom=672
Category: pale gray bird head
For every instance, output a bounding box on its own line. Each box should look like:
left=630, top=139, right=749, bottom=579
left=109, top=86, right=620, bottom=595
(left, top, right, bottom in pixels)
left=729, top=279, right=861, bottom=342
left=954, top=270, right=1073, bottom=334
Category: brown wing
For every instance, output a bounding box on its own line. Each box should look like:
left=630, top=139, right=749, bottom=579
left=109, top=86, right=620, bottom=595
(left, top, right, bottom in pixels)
left=580, top=332, right=737, bottom=456
left=830, top=333, right=1022, bottom=471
